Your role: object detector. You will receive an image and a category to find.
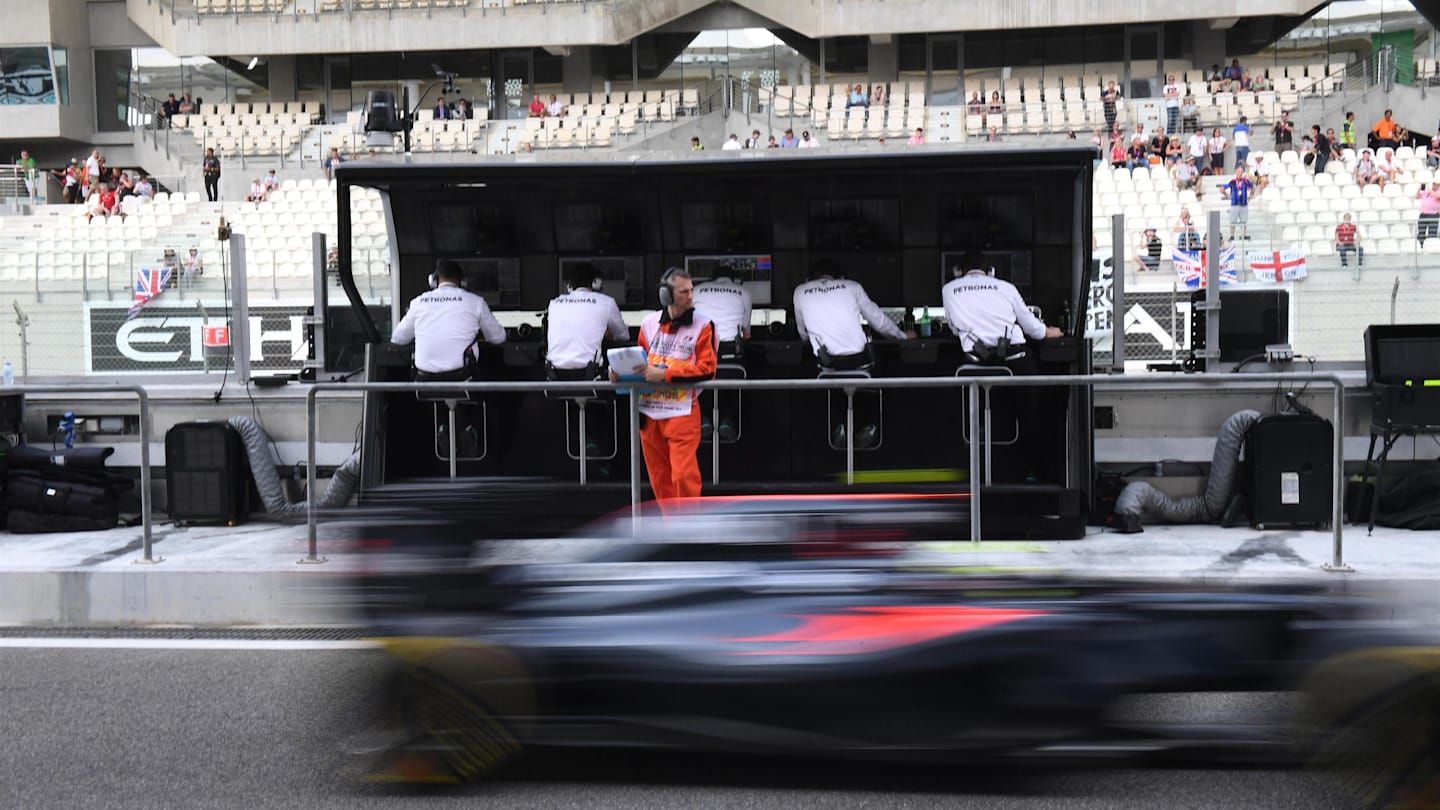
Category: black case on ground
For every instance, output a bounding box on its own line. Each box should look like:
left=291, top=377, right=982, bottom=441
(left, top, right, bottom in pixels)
left=1363, top=324, right=1440, bottom=430
left=165, top=421, right=250, bottom=525
left=1245, top=413, right=1333, bottom=529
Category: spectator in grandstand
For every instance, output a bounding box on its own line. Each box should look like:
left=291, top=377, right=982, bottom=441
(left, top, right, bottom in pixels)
left=1232, top=116, right=1251, bottom=166
left=766, top=135, right=779, bottom=148
left=1206, top=64, right=1224, bottom=86
left=87, top=184, right=119, bottom=223
left=1163, top=75, right=1181, bottom=133
left=1109, top=138, right=1127, bottom=169
left=528, top=94, right=546, bottom=118
left=83, top=149, right=100, bottom=187
left=799, top=131, right=820, bottom=149
left=1223, top=167, right=1255, bottom=241
left=1326, top=128, right=1344, bottom=162
left=1132, top=227, right=1163, bottom=273
left=14, top=149, right=37, bottom=198
left=183, top=247, right=205, bottom=284
left=323, top=146, right=344, bottom=181
left=1238, top=70, right=1255, bottom=91
left=178, top=93, right=195, bottom=115
left=1355, top=149, right=1384, bottom=189
left=1224, top=59, right=1244, bottom=82
left=1165, top=135, right=1184, bottom=165
left=1334, top=214, right=1363, bottom=268
left=1126, top=136, right=1147, bottom=169
left=1311, top=125, right=1331, bottom=175
left=160, top=248, right=180, bottom=281
left=1427, top=135, right=1440, bottom=168
left=988, top=90, right=1003, bottom=118
left=743, top=129, right=762, bottom=149
left=1299, top=135, right=1315, bottom=167
left=1102, top=81, right=1120, bottom=130
left=1174, top=208, right=1202, bottom=250
left=871, top=84, right=886, bottom=107
left=50, top=158, right=80, bottom=204
left=262, top=168, right=278, bottom=196
left=847, top=84, right=868, bottom=109
left=1376, top=148, right=1403, bottom=183
left=690, top=136, right=704, bottom=151
left=134, top=174, right=154, bottom=201
left=1271, top=111, right=1294, bottom=153
left=908, top=127, right=926, bottom=146
left=877, top=136, right=887, bottom=146
left=988, top=125, right=1002, bottom=143
left=1372, top=109, right=1399, bottom=150
left=246, top=177, right=266, bottom=203
left=1250, top=153, right=1273, bottom=194
left=433, top=97, right=449, bottom=119
left=1417, top=184, right=1440, bottom=246
left=1251, top=73, right=1272, bottom=92
left=1341, top=111, right=1357, bottom=150
left=1186, top=128, right=1208, bottom=168
left=454, top=98, right=474, bottom=120
left=781, top=128, right=798, bottom=147
left=722, top=134, right=742, bottom=151
left=161, top=93, right=179, bottom=125
left=1172, top=156, right=1199, bottom=192
left=1180, top=95, right=1199, bottom=134
left=545, top=95, right=564, bottom=118
left=202, top=147, right=221, bottom=202
left=967, top=91, right=984, bottom=114
left=115, top=171, right=136, bottom=200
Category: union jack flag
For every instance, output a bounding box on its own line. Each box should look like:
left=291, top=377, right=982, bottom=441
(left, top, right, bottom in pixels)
left=127, top=266, right=172, bottom=320
left=1171, top=246, right=1238, bottom=289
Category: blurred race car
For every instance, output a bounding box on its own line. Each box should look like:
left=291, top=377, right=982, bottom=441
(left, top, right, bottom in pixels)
left=347, top=493, right=1440, bottom=807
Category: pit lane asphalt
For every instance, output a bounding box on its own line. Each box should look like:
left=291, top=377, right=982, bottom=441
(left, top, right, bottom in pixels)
left=0, top=645, right=1359, bottom=810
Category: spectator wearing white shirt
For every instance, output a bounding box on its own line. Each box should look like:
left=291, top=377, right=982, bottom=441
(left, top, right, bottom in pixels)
left=1162, top=75, right=1181, bottom=133
left=546, top=95, right=565, bottom=118
left=391, top=261, right=507, bottom=377
left=722, top=134, right=743, bottom=151
left=798, top=131, right=820, bottom=148
left=545, top=262, right=629, bottom=375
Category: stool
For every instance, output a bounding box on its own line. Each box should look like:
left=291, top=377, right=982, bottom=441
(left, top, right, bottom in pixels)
left=818, top=347, right=882, bottom=484
left=704, top=361, right=747, bottom=485
left=415, top=375, right=486, bottom=478
left=546, top=364, right=616, bottom=485
left=956, top=352, right=1023, bottom=486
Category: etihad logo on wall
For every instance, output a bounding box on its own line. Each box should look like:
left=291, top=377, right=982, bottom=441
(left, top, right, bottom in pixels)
left=84, top=303, right=310, bottom=374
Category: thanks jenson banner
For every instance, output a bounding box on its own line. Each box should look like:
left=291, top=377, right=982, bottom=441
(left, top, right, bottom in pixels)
left=84, top=302, right=310, bottom=374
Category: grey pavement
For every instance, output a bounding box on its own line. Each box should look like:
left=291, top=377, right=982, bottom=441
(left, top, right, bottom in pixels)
left=0, top=516, right=1437, bottom=626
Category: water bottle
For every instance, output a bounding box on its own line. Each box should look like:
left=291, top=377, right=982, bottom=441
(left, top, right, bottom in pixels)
left=918, top=307, right=932, bottom=338
left=2, top=361, right=12, bottom=387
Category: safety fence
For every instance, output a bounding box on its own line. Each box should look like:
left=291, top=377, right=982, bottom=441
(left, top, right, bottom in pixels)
left=302, top=372, right=1349, bottom=570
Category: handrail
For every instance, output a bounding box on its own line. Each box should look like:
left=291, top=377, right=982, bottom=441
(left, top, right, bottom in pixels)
left=303, top=371, right=1349, bottom=571
left=4, top=385, right=158, bottom=563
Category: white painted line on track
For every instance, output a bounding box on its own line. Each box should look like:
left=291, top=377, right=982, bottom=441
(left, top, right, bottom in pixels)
left=0, top=638, right=380, bottom=651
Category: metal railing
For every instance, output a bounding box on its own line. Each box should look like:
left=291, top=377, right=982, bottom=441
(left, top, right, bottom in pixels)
left=2, top=385, right=158, bottom=563
left=302, top=372, right=1350, bottom=571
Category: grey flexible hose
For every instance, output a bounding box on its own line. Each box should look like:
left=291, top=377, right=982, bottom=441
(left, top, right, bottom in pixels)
left=227, top=416, right=360, bottom=515
left=1113, top=409, right=1261, bottom=529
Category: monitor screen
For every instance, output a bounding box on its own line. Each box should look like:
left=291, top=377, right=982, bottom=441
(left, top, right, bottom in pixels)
left=557, top=256, right=645, bottom=307
left=680, top=200, right=773, bottom=252
left=448, top=257, right=522, bottom=309
left=937, top=192, right=1034, bottom=249
left=683, top=254, right=774, bottom=306
left=425, top=202, right=517, bottom=255
left=808, top=197, right=902, bottom=250
left=553, top=201, right=642, bottom=254
left=1190, top=290, right=1290, bottom=363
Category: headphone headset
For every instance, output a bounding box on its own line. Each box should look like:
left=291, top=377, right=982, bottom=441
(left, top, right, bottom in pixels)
left=658, top=267, right=682, bottom=308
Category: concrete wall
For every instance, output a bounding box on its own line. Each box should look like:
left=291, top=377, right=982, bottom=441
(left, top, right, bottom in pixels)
left=49, top=0, right=98, bottom=140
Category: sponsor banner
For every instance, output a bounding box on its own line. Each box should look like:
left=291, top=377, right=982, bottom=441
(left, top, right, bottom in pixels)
left=1247, top=248, right=1309, bottom=282
left=84, top=302, right=310, bottom=374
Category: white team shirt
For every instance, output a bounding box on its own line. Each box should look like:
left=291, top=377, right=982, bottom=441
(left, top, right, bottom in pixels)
left=793, top=276, right=904, bottom=357
left=693, top=277, right=752, bottom=343
left=391, top=282, right=507, bottom=373
left=942, top=271, right=1047, bottom=353
left=721, top=139, right=742, bottom=151
left=545, top=287, right=629, bottom=370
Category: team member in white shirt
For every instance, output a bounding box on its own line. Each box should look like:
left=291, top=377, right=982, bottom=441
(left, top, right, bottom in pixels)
left=942, top=253, right=1061, bottom=361
left=693, top=266, right=753, bottom=347
left=545, top=262, right=629, bottom=375
left=391, top=260, right=507, bottom=377
left=793, top=259, right=907, bottom=362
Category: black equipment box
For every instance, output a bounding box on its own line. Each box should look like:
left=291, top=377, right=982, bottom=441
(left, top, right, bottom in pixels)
left=1363, top=324, right=1440, bottom=430
left=165, top=422, right=250, bottom=525
left=1245, top=413, right=1333, bottom=529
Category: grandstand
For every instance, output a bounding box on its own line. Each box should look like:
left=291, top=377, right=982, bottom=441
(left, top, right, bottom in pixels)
left=4, top=0, right=1440, bottom=374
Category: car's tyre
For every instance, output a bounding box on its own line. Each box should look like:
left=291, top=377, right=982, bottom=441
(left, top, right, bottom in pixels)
left=1296, top=646, right=1440, bottom=809
left=369, top=638, right=534, bottom=784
